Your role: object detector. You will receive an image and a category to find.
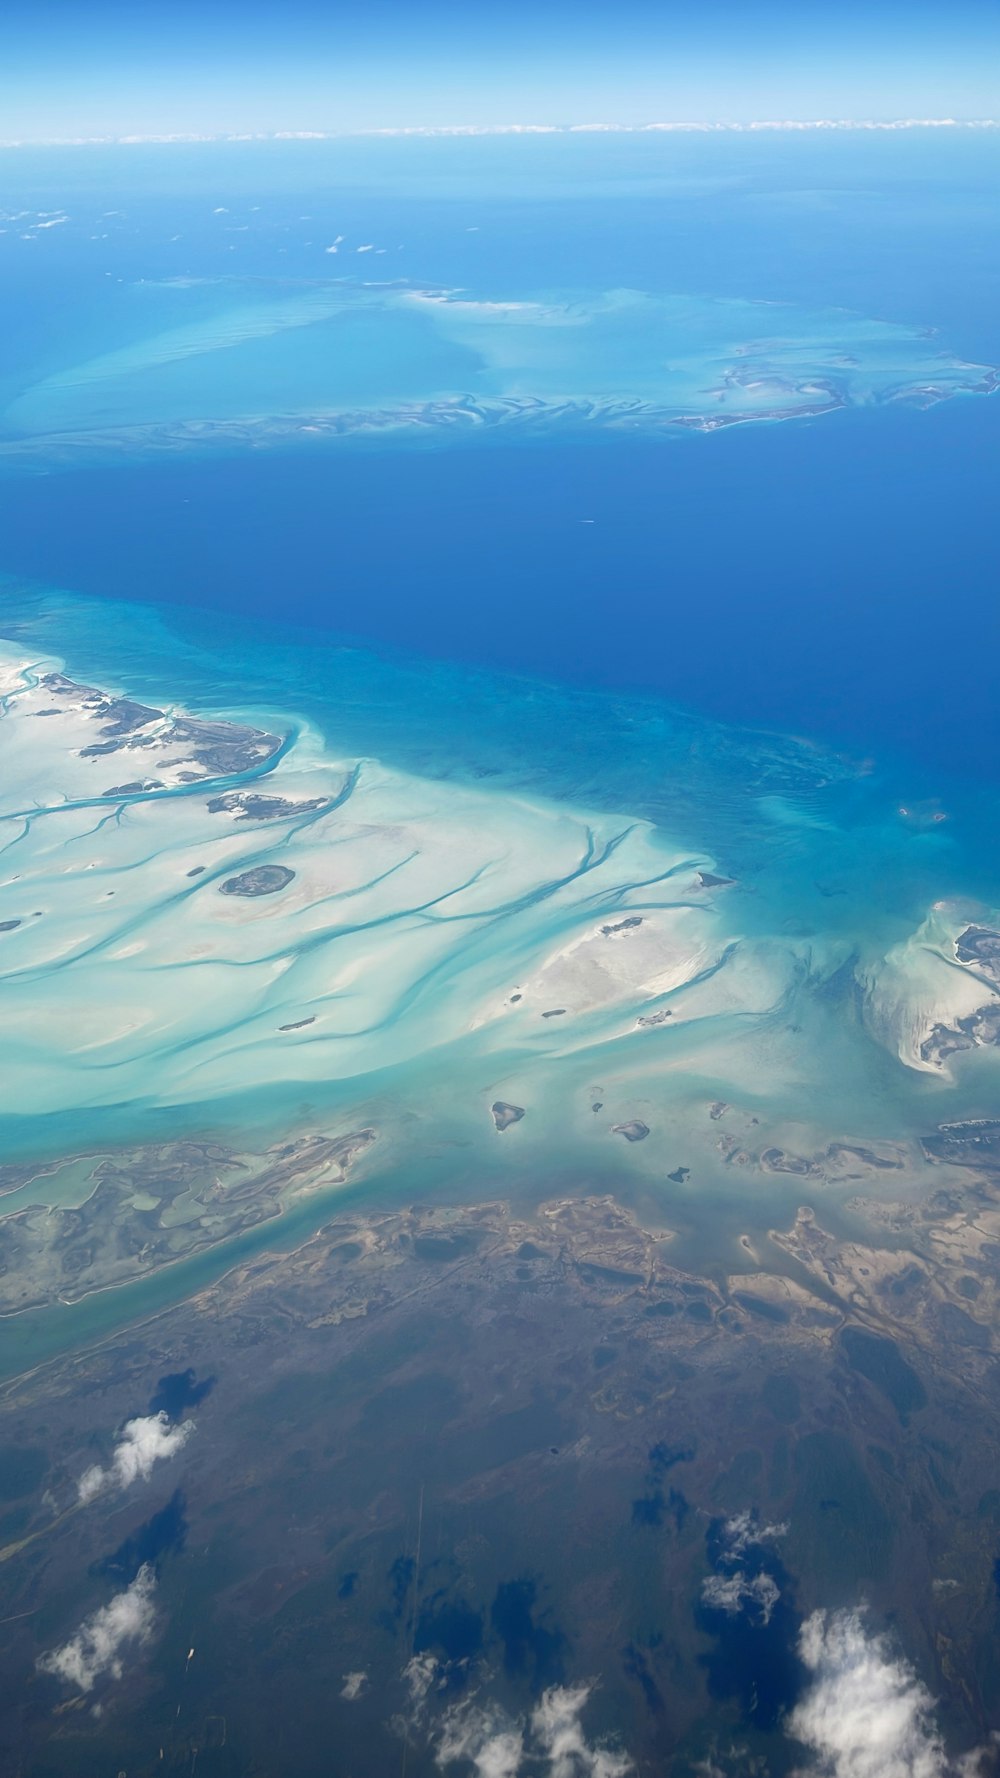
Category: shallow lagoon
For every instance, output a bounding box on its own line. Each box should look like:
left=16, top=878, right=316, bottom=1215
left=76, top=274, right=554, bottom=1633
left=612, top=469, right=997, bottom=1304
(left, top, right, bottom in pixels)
left=0, top=582, right=998, bottom=1382
left=1, top=275, right=994, bottom=466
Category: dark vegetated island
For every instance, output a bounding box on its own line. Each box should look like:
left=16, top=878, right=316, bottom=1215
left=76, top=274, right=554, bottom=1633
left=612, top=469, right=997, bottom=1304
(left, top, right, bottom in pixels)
left=219, top=866, right=296, bottom=898
left=491, top=1101, right=525, bottom=1132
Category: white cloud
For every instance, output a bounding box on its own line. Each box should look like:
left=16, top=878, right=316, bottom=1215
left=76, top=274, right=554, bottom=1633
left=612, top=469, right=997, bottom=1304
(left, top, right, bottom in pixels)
left=404, top=1652, right=442, bottom=1708
left=427, top=1675, right=630, bottom=1778
left=341, top=1670, right=368, bottom=1700
left=2, top=121, right=998, bottom=151
left=78, top=1412, right=194, bottom=1503
left=437, top=1700, right=525, bottom=1778
left=356, top=243, right=375, bottom=253
left=720, top=1510, right=788, bottom=1559
left=699, top=1511, right=787, bottom=1623
left=532, top=1685, right=632, bottom=1778
left=37, top=1566, right=157, bottom=1693
left=701, top=1570, right=781, bottom=1625
left=788, top=1609, right=992, bottom=1778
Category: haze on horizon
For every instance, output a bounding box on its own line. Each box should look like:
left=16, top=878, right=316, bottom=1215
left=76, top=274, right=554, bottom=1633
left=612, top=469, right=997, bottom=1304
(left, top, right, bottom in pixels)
left=2, top=0, right=999, bottom=142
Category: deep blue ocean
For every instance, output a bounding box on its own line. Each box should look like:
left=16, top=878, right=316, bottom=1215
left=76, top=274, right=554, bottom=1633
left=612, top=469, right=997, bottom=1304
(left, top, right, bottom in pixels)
left=0, top=401, right=997, bottom=778
left=0, top=130, right=997, bottom=782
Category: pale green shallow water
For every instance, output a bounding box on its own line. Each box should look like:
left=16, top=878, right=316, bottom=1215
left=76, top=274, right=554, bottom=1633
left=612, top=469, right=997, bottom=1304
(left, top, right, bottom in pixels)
left=0, top=581, right=998, bottom=1377
left=0, top=277, right=994, bottom=468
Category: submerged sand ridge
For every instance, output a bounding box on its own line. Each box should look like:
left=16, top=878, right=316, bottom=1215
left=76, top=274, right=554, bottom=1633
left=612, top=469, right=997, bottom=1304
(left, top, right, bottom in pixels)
left=0, top=636, right=998, bottom=1251
left=0, top=641, right=769, bottom=1118
left=861, top=902, right=1000, bottom=1075
left=0, top=280, right=995, bottom=472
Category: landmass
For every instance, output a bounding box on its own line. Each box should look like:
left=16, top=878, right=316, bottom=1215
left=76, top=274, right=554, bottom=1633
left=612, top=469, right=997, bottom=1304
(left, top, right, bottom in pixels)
left=219, top=865, right=296, bottom=897
left=3, top=1166, right=1000, bottom=1775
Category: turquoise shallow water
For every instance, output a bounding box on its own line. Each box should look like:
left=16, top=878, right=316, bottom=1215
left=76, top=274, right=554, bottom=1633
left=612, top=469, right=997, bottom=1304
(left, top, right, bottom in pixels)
left=0, top=577, right=998, bottom=1380
left=2, top=275, right=991, bottom=458
left=0, top=131, right=999, bottom=1376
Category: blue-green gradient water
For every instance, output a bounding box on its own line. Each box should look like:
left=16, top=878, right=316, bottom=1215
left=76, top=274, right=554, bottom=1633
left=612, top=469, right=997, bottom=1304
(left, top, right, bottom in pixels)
left=4, top=131, right=1000, bottom=1778
left=1, top=128, right=999, bottom=1363
left=0, top=130, right=998, bottom=777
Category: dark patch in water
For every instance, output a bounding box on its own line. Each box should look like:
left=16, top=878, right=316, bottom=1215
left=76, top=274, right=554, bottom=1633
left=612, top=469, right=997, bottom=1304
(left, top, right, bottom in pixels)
left=0, top=1504, right=30, bottom=1542
left=632, top=1485, right=688, bottom=1530
left=94, top=1489, right=187, bottom=1584
left=413, top=1232, right=478, bottom=1260
left=148, top=1368, right=216, bottom=1419
left=338, top=1570, right=358, bottom=1599
left=735, top=1292, right=789, bottom=1325
left=389, top=1555, right=415, bottom=1616
left=0, top=1445, right=45, bottom=1501
left=415, top=1595, right=484, bottom=1675
left=840, top=1328, right=926, bottom=1423
left=684, top=1299, right=713, bottom=1324
left=632, top=1491, right=664, bottom=1526
left=577, top=1261, right=645, bottom=1287
left=491, top=1578, right=567, bottom=1690
left=623, top=1643, right=665, bottom=1715
left=649, top=1442, right=694, bottom=1476
left=634, top=1445, right=691, bottom=1526
left=697, top=1518, right=804, bottom=1730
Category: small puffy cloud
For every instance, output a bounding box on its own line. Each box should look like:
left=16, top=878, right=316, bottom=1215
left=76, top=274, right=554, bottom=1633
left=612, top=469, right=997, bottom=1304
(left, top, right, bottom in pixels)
left=78, top=1462, right=107, bottom=1504
left=532, top=1685, right=632, bottom=1778
left=788, top=1609, right=992, bottom=1778
left=404, top=1652, right=442, bottom=1708
left=78, top=1412, right=194, bottom=1504
left=720, top=1510, right=788, bottom=1559
left=356, top=243, right=374, bottom=253
left=341, top=1671, right=368, bottom=1700
left=701, top=1570, right=781, bottom=1625
left=37, top=1566, right=157, bottom=1693
left=429, top=1675, right=631, bottom=1778
left=438, top=1700, right=524, bottom=1778
left=700, top=1510, right=788, bottom=1624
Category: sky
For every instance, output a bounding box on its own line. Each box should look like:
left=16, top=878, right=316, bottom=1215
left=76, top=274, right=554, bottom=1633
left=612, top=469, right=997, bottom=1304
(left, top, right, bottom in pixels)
left=1, top=0, right=998, bottom=142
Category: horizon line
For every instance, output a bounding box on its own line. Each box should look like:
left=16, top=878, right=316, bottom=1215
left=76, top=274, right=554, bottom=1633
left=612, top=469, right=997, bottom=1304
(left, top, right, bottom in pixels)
left=2, top=117, right=999, bottom=149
